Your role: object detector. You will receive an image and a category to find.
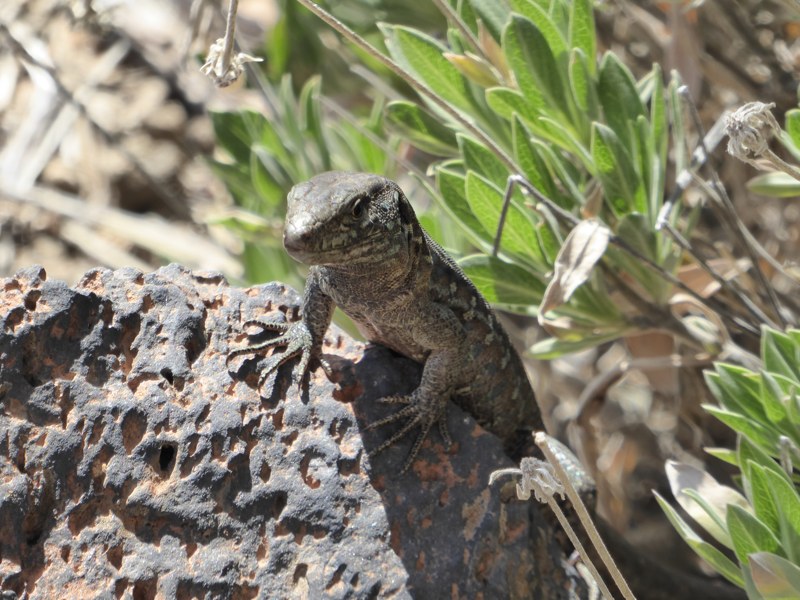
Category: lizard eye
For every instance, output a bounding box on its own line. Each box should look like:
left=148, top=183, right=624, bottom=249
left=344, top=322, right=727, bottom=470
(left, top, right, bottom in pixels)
left=351, top=197, right=366, bottom=219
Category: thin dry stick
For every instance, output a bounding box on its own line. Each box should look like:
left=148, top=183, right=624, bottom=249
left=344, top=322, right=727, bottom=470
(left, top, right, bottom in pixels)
left=429, top=0, right=487, bottom=63
left=536, top=433, right=636, bottom=600
left=221, top=0, right=239, bottom=76
left=294, top=0, right=519, bottom=174
left=489, top=460, right=617, bottom=600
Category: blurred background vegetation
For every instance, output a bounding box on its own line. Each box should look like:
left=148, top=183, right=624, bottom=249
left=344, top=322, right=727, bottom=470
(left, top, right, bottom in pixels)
left=2, top=0, right=800, bottom=596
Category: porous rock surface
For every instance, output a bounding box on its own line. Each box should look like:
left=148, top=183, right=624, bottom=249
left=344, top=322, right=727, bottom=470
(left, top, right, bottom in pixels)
left=0, top=264, right=575, bottom=599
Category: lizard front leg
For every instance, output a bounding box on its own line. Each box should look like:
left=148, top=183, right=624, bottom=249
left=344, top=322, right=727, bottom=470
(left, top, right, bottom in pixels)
left=366, top=303, right=467, bottom=473
left=227, top=269, right=334, bottom=392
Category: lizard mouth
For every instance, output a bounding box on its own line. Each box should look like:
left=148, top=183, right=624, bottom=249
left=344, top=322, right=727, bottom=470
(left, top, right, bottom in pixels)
left=285, top=231, right=385, bottom=265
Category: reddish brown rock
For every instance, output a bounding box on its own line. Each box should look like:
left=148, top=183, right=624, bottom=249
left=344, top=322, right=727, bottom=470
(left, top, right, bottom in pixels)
left=0, top=264, right=578, bottom=599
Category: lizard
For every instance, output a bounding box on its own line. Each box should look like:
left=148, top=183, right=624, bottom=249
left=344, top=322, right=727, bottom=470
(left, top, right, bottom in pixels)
left=228, top=171, right=544, bottom=472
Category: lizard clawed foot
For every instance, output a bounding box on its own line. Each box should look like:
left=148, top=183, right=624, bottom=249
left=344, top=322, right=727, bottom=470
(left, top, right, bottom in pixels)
left=227, top=318, right=316, bottom=393
left=365, top=392, right=451, bottom=474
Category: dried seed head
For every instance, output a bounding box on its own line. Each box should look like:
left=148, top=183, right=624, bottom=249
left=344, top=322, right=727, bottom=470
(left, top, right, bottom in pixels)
left=200, top=38, right=262, bottom=88
left=725, top=101, right=779, bottom=161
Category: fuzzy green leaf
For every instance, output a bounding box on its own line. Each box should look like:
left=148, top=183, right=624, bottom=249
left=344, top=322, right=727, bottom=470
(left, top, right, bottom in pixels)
left=655, top=493, right=746, bottom=587
left=597, top=52, right=646, bottom=148
left=460, top=254, right=545, bottom=310
left=746, top=462, right=781, bottom=535
left=512, top=116, right=559, bottom=201
left=727, top=505, right=782, bottom=566
left=465, top=171, right=543, bottom=264
left=485, top=86, right=539, bottom=123
left=747, top=172, right=800, bottom=198
left=568, top=0, right=596, bottom=75
left=459, top=134, right=510, bottom=189
left=529, top=330, right=628, bottom=359
left=382, top=24, right=474, bottom=113
left=591, top=123, right=644, bottom=217
left=761, top=327, right=800, bottom=383
left=436, top=167, right=490, bottom=246
left=502, top=15, right=564, bottom=117
left=763, top=468, right=800, bottom=563
left=704, top=405, right=780, bottom=451
left=508, top=0, right=568, bottom=61
left=385, top=100, right=458, bottom=156
left=785, top=109, right=800, bottom=151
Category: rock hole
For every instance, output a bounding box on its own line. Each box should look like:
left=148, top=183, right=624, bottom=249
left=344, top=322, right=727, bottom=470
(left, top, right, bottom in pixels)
left=61, top=546, right=70, bottom=562
left=266, top=491, right=288, bottom=520
left=158, top=444, right=177, bottom=474
left=299, top=453, right=321, bottom=489
left=293, top=564, right=308, bottom=583
left=107, top=544, right=123, bottom=570
left=121, top=410, right=147, bottom=454
left=326, top=564, right=347, bottom=589
left=115, top=579, right=128, bottom=599
left=159, top=368, right=174, bottom=385
left=132, top=577, right=157, bottom=600
left=23, top=290, right=41, bottom=311
left=365, top=581, right=381, bottom=599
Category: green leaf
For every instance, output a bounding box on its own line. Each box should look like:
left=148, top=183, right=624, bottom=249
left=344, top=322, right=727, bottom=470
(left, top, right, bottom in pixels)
left=508, top=0, right=568, bottom=61
left=536, top=220, right=561, bottom=266
left=485, top=86, right=539, bottom=122
left=750, top=552, right=800, bottom=599
left=299, top=76, right=331, bottom=171
left=746, top=462, right=781, bottom=535
left=704, top=405, right=780, bottom=451
left=568, top=0, right=596, bottom=75
left=747, top=172, right=800, bottom=198
left=459, top=134, right=510, bottom=189
left=465, top=171, right=544, bottom=264
left=655, top=493, right=745, bottom=587
left=211, top=110, right=257, bottom=164
left=591, top=123, right=644, bottom=217
left=597, top=52, right=645, bottom=150
left=502, top=14, right=565, bottom=118
left=531, top=139, right=586, bottom=207
left=382, top=24, right=474, bottom=113
left=705, top=447, right=740, bottom=467
left=738, top=435, right=790, bottom=479
left=385, top=100, right=458, bottom=156
left=727, top=505, right=782, bottom=566
left=459, top=254, right=545, bottom=311
left=762, top=327, right=800, bottom=383
left=785, top=109, right=800, bottom=150
left=529, top=329, right=628, bottom=359
left=706, top=367, right=769, bottom=425
left=568, top=48, right=599, bottom=134
left=436, top=167, right=490, bottom=246
left=761, top=372, right=791, bottom=428
left=668, top=75, right=688, bottom=172
left=512, top=116, right=559, bottom=201
left=763, top=468, right=800, bottom=563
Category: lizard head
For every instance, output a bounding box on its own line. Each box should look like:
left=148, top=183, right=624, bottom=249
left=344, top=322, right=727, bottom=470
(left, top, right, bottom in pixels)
left=284, top=171, right=423, bottom=267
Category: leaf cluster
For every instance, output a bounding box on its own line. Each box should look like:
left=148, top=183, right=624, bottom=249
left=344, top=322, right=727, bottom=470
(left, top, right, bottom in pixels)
left=658, top=327, right=800, bottom=598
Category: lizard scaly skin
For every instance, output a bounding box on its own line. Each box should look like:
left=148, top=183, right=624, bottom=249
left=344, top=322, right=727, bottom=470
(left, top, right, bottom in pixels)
left=229, top=171, right=544, bottom=472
